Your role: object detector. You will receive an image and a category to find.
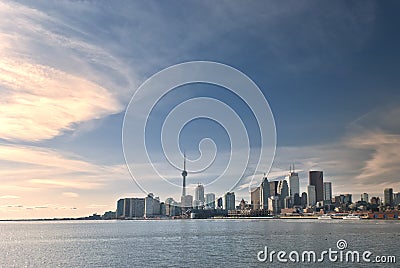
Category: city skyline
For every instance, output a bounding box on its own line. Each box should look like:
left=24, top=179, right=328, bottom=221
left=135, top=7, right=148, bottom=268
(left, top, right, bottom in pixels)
left=1, top=1, right=400, bottom=219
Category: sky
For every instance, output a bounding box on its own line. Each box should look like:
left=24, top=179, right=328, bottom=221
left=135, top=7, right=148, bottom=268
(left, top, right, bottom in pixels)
left=0, top=0, right=400, bottom=219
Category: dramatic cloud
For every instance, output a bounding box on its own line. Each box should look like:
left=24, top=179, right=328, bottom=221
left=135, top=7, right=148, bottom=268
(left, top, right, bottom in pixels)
left=0, top=1, right=131, bottom=142
left=0, top=143, right=127, bottom=190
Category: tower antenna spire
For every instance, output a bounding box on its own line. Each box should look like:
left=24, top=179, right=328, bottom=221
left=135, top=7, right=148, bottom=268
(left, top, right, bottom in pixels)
left=183, top=151, right=186, bottom=171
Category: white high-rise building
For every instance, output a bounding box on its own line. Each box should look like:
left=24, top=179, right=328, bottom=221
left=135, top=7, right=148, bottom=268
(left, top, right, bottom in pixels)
left=307, top=185, right=316, bottom=207
left=285, top=165, right=300, bottom=198
left=194, top=184, right=205, bottom=207
left=205, top=193, right=215, bottom=209
left=361, top=193, right=369, bottom=202
left=323, top=182, right=332, bottom=203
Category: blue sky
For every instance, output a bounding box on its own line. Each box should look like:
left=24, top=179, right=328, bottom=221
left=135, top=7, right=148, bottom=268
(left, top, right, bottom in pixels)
left=0, top=0, right=399, bottom=218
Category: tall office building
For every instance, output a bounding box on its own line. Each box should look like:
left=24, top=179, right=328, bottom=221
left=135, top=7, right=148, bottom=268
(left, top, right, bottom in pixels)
left=123, top=198, right=131, bottom=218
left=269, top=180, right=279, bottom=197
left=165, top=198, right=181, bottom=217
left=285, top=165, right=300, bottom=197
left=260, top=175, right=270, bottom=210
left=268, top=196, right=281, bottom=215
left=224, top=192, right=236, bottom=210
left=217, top=197, right=223, bottom=209
left=307, top=185, right=316, bottom=207
left=116, top=199, right=124, bottom=218
left=251, top=187, right=261, bottom=210
left=278, top=180, right=289, bottom=208
left=323, top=182, right=332, bottom=203
left=250, top=175, right=270, bottom=211
left=394, top=192, right=400, bottom=206
left=129, top=198, right=145, bottom=218
left=205, top=193, right=215, bottom=209
left=301, top=192, right=308, bottom=208
left=361, top=193, right=369, bottom=202
left=144, top=193, right=155, bottom=218
left=194, top=183, right=205, bottom=207
left=384, top=188, right=393, bottom=206
left=309, top=171, right=323, bottom=202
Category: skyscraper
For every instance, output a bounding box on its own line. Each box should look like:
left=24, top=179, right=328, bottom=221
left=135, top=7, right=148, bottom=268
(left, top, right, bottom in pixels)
left=361, top=193, right=369, bottom=202
left=224, top=192, right=236, bottom=210
left=323, top=182, right=332, bottom=203
left=269, top=180, right=279, bottom=197
left=217, top=197, right=223, bottom=209
left=307, top=185, right=316, bottom=207
left=123, top=198, right=131, bottom=218
left=194, top=183, right=205, bottom=205
left=285, top=165, right=300, bottom=198
left=260, top=175, right=270, bottom=210
left=301, top=192, right=308, bottom=208
left=384, top=188, right=393, bottom=206
left=309, top=171, right=323, bottom=202
left=394, top=192, right=400, bottom=206
left=278, top=180, right=289, bottom=208
left=268, top=196, right=281, bottom=215
left=116, top=199, right=124, bottom=218
left=251, top=187, right=261, bottom=210
left=129, top=198, right=145, bottom=218
left=205, top=193, right=215, bottom=209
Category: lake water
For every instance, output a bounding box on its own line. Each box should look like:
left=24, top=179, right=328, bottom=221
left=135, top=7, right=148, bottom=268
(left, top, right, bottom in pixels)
left=0, top=219, right=399, bottom=267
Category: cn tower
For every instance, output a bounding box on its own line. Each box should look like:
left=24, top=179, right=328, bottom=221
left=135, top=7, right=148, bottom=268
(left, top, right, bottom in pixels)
left=181, top=153, right=187, bottom=197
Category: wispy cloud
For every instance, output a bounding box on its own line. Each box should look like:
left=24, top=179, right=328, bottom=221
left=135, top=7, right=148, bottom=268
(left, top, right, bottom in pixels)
left=62, top=192, right=79, bottom=198
left=0, top=195, right=20, bottom=199
left=0, top=1, right=134, bottom=142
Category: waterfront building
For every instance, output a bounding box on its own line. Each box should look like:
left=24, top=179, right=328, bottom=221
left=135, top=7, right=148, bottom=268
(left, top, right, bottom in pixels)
left=116, top=198, right=124, bottom=218
left=384, top=188, right=394, bottom=206
left=194, top=183, right=205, bottom=208
left=251, top=187, right=261, bottom=210
left=260, top=176, right=270, bottom=210
left=181, top=195, right=193, bottom=212
left=160, top=202, right=166, bottom=216
left=394, top=192, right=400, bottom=206
left=301, top=192, right=308, bottom=208
left=343, top=194, right=352, bottom=204
left=144, top=194, right=154, bottom=217
left=165, top=198, right=181, bottom=217
left=361, top=193, right=369, bottom=202
left=268, top=196, right=280, bottom=215
left=285, top=165, right=300, bottom=198
left=323, top=182, right=332, bottom=203
left=224, top=192, right=236, bottom=210
left=307, top=185, right=316, bottom=207
left=205, top=193, right=215, bottom=209
left=217, top=197, right=223, bottom=209
left=309, top=171, right=323, bottom=202
left=283, top=196, right=292, bottom=209
left=124, top=198, right=131, bottom=218
left=293, top=193, right=301, bottom=206
left=129, top=198, right=145, bottom=218
left=370, top=196, right=381, bottom=205
left=278, top=180, right=289, bottom=208
left=269, top=180, right=279, bottom=197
